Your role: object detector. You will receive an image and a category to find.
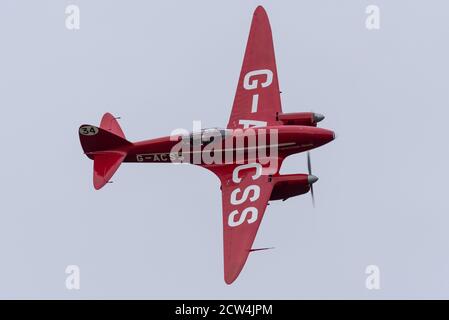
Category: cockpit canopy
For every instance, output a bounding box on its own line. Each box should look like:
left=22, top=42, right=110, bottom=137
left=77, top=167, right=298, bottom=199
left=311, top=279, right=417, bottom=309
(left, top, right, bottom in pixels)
left=185, top=127, right=233, bottom=144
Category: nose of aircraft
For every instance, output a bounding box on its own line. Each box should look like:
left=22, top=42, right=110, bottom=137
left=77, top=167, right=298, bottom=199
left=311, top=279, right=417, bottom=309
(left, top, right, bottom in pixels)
left=284, top=126, right=335, bottom=149
left=313, top=127, right=335, bottom=146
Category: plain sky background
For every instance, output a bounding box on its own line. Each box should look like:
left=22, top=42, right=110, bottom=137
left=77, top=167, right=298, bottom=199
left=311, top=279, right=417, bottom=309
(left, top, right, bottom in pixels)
left=1, top=0, right=449, bottom=299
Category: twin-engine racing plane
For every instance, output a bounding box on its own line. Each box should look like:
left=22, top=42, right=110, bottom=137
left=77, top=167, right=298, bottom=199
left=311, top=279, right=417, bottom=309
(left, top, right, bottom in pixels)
left=79, top=6, right=335, bottom=284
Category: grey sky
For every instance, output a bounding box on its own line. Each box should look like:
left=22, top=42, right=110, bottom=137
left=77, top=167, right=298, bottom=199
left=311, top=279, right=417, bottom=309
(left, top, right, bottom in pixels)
left=1, top=0, right=449, bottom=298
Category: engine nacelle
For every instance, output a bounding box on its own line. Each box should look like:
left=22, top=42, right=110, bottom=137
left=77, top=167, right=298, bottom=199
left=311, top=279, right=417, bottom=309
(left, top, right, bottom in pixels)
left=269, top=173, right=317, bottom=201
left=277, top=112, right=324, bottom=126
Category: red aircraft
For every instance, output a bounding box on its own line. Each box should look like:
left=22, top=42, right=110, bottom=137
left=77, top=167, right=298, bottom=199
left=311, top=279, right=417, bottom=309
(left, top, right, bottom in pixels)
left=79, top=6, right=335, bottom=284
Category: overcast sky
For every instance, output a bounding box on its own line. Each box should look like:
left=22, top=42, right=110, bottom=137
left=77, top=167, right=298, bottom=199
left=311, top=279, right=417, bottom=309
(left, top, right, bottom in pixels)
left=1, top=0, right=449, bottom=299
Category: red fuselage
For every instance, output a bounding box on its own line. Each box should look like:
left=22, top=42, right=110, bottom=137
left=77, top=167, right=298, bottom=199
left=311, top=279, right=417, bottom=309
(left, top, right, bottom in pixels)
left=115, top=125, right=334, bottom=165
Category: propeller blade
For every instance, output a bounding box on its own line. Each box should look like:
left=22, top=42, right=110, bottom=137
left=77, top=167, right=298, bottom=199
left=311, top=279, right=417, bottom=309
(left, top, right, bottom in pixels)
left=307, top=152, right=316, bottom=207
left=310, top=184, right=315, bottom=207
left=307, top=152, right=312, bottom=175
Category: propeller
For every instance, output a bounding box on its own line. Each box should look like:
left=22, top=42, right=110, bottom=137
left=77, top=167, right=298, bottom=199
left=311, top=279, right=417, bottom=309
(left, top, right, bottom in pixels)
left=307, top=152, right=318, bottom=207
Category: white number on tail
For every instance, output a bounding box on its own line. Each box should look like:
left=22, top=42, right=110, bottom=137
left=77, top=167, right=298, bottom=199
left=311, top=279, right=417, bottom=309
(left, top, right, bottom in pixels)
left=79, top=125, right=99, bottom=136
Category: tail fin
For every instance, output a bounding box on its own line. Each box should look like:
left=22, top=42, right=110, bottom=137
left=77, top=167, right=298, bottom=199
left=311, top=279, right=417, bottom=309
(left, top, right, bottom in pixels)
left=99, top=112, right=126, bottom=139
left=79, top=113, right=132, bottom=190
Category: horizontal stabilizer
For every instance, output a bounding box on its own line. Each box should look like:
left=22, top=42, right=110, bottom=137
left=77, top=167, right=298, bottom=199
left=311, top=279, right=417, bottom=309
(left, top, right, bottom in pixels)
left=93, top=151, right=126, bottom=190
left=100, top=112, right=126, bottom=139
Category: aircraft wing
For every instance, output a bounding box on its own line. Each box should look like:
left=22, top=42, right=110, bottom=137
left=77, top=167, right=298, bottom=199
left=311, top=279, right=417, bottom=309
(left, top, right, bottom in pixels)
left=227, top=6, right=283, bottom=129
left=209, top=162, right=278, bottom=284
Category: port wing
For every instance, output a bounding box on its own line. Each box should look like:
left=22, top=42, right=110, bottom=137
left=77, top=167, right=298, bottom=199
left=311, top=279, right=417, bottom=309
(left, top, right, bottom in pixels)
left=209, top=162, right=278, bottom=284
left=227, top=6, right=283, bottom=129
